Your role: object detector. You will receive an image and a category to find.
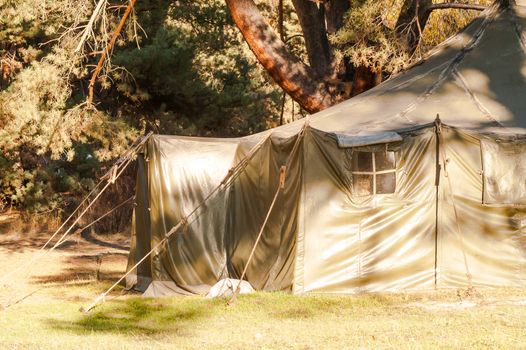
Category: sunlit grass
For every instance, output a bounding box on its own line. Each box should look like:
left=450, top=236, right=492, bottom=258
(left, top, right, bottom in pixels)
left=1, top=284, right=526, bottom=349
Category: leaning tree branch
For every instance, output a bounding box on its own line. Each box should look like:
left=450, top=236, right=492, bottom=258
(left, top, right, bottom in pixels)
left=397, top=0, right=486, bottom=54
left=87, top=0, right=137, bottom=104
left=226, top=0, right=333, bottom=113
left=427, top=3, right=487, bottom=12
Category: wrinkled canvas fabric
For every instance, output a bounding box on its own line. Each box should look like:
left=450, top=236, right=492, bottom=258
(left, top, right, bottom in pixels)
left=126, top=133, right=301, bottom=295
left=127, top=2, right=526, bottom=296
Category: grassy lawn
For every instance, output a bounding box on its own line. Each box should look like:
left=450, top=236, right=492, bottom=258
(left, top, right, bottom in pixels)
left=0, top=223, right=525, bottom=349
left=1, top=284, right=526, bottom=349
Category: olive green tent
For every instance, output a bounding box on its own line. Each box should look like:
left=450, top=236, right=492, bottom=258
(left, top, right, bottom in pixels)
left=126, top=1, right=526, bottom=297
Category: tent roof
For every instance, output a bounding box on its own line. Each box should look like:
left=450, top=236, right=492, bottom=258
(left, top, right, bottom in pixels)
left=271, top=1, right=526, bottom=139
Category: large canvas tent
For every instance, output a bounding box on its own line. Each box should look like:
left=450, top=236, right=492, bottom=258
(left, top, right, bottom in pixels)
left=126, top=1, right=526, bottom=297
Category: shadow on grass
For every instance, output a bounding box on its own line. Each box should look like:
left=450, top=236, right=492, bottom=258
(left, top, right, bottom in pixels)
left=80, top=230, right=129, bottom=251
left=47, top=297, right=223, bottom=335
left=46, top=292, right=400, bottom=336
left=32, top=253, right=128, bottom=285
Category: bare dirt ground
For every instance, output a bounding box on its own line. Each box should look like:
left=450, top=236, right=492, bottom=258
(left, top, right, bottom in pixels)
left=0, top=212, right=130, bottom=308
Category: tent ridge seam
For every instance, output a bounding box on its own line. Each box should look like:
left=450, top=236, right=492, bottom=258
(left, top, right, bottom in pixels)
left=396, top=5, right=495, bottom=123
left=452, top=69, right=507, bottom=129
left=508, top=4, right=526, bottom=54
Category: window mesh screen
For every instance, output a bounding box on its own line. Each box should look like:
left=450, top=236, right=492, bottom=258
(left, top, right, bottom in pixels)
left=481, top=139, right=526, bottom=205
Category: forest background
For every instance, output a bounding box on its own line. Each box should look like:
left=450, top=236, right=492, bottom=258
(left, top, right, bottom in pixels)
left=0, top=0, right=491, bottom=230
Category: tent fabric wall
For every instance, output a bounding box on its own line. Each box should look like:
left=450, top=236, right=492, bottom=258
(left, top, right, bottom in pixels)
left=294, top=125, right=526, bottom=294
left=128, top=125, right=526, bottom=296
left=126, top=155, right=152, bottom=291
left=294, top=128, right=437, bottom=294
left=131, top=135, right=241, bottom=296
left=437, top=127, right=526, bottom=288
left=481, top=138, right=526, bottom=205
left=225, top=134, right=302, bottom=291
left=128, top=133, right=303, bottom=296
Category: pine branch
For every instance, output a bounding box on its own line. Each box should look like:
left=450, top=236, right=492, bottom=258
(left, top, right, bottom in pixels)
left=87, top=0, right=138, bottom=105
left=75, top=0, right=107, bottom=53
left=427, top=3, right=487, bottom=12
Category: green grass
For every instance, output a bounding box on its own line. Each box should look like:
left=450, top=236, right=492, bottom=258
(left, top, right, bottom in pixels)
left=1, top=284, right=526, bottom=349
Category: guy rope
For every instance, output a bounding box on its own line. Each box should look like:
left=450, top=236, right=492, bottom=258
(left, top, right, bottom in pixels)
left=227, top=118, right=309, bottom=305
left=0, top=132, right=152, bottom=310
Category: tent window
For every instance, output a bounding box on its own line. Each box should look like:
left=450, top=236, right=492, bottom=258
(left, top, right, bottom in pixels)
left=481, top=139, right=526, bottom=205
left=351, top=151, right=396, bottom=196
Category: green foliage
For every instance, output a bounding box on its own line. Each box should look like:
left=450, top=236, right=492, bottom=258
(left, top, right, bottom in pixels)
left=0, top=0, right=281, bottom=212
left=111, top=0, right=280, bottom=136
left=2, top=285, right=526, bottom=349
left=0, top=0, right=492, bottom=214
left=0, top=141, right=100, bottom=211
left=331, top=0, right=411, bottom=74
left=332, top=0, right=492, bottom=75
left=0, top=0, right=86, bottom=47
left=421, top=1, right=493, bottom=50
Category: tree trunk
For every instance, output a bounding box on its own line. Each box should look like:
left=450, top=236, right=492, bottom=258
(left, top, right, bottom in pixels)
left=226, top=0, right=490, bottom=114
left=291, top=0, right=332, bottom=78
left=352, top=66, right=382, bottom=96
left=225, top=0, right=333, bottom=113
left=324, top=0, right=351, bottom=34
left=396, top=0, right=433, bottom=53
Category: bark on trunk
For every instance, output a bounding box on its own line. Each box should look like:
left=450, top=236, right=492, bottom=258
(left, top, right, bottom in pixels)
left=291, top=0, right=332, bottom=78
left=226, top=0, right=332, bottom=113
left=324, top=0, right=351, bottom=34
left=352, top=66, right=382, bottom=96
left=396, top=0, right=433, bottom=53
